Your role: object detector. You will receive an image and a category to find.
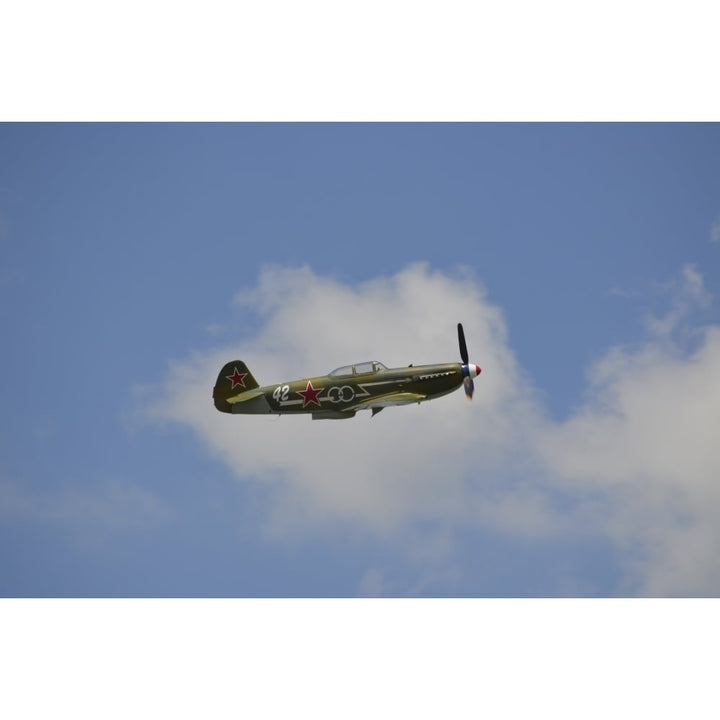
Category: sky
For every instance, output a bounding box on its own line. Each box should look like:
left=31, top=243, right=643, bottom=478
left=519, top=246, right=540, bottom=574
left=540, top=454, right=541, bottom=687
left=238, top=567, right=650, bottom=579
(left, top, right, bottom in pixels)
left=2, top=122, right=719, bottom=599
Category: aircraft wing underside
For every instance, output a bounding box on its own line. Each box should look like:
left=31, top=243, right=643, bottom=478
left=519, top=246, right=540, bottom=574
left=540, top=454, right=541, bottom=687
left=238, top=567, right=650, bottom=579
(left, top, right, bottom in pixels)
left=344, top=391, right=426, bottom=411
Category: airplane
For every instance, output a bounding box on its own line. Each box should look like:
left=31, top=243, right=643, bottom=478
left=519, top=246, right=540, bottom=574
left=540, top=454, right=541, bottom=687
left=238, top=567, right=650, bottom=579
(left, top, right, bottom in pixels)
left=212, top=323, right=481, bottom=420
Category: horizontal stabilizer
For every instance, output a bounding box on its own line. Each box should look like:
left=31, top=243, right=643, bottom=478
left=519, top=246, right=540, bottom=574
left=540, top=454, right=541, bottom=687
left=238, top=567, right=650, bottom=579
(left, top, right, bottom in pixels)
left=227, top=388, right=265, bottom=404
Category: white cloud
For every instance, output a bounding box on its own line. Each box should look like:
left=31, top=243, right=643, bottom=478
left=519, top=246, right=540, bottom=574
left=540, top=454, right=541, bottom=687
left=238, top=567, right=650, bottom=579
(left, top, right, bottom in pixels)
left=537, top=325, right=720, bottom=595
left=710, top=218, right=720, bottom=243
left=146, top=263, right=720, bottom=596
left=149, top=265, right=538, bottom=539
left=645, top=263, right=711, bottom=340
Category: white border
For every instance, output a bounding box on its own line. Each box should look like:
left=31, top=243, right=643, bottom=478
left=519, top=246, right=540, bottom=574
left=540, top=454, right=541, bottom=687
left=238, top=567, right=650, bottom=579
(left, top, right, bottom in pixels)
left=2, top=599, right=717, bottom=718
left=2, top=1, right=719, bottom=120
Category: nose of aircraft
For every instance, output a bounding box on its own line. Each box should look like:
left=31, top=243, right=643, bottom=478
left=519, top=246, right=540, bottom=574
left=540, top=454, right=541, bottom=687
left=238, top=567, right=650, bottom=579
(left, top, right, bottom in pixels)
left=461, top=363, right=482, bottom=378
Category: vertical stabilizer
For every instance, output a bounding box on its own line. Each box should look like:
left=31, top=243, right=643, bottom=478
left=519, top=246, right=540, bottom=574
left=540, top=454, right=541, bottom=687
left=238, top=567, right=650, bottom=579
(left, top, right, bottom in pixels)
left=213, top=361, right=259, bottom=413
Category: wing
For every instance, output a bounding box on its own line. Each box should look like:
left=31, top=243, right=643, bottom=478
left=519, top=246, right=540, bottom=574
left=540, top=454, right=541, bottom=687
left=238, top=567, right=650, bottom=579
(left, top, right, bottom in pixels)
left=344, top=390, right=426, bottom=412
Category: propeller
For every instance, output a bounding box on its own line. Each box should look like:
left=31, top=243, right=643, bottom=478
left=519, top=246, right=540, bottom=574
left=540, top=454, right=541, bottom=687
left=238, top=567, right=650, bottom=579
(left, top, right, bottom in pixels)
left=458, top=322, right=469, bottom=364
left=458, top=323, right=481, bottom=400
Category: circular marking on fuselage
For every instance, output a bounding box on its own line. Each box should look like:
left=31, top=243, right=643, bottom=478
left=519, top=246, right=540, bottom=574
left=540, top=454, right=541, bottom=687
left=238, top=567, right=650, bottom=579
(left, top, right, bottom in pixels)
left=327, top=385, right=355, bottom=403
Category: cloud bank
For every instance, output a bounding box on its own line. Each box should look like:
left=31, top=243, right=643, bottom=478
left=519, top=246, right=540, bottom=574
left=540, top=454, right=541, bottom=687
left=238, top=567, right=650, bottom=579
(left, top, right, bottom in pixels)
left=147, top=263, right=720, bottom=596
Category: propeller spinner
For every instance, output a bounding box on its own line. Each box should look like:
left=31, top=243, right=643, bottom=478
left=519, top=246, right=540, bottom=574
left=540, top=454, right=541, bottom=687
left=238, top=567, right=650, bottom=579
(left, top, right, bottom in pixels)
left=458, top=323, right=481, bottom=400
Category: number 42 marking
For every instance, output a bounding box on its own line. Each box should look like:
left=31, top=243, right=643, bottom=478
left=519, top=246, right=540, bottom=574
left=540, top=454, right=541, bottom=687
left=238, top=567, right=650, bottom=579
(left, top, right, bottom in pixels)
left=272, top=384, right=290, bottom=403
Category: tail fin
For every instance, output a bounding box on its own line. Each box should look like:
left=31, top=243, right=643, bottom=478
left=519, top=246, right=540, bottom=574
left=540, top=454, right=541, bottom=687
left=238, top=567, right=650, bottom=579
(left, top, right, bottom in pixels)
left=213, top=360, right=260, bottom=413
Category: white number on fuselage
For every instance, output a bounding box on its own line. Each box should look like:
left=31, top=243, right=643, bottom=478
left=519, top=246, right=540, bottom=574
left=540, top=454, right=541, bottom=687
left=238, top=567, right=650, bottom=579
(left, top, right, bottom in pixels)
left=272, top=384, right=290, bottom=403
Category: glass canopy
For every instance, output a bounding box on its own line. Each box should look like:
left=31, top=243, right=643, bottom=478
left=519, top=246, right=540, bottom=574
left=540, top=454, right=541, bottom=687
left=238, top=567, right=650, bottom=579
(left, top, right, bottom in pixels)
left=328, top=361, right=388, bottom=377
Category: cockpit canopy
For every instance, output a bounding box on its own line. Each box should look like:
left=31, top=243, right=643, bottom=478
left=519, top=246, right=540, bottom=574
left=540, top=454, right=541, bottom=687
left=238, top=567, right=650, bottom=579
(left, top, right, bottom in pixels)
left=328, top=361, right=388, bottom=377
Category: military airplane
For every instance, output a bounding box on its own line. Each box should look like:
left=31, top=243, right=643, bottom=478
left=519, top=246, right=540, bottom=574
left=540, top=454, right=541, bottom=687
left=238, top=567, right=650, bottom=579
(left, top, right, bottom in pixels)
left=213, top=323, right=481, bottom=420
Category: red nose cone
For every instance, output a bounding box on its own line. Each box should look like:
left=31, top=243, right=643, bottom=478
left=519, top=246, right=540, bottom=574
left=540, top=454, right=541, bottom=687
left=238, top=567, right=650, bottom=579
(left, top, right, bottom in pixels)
left=476, top=365, right=482, bottom=375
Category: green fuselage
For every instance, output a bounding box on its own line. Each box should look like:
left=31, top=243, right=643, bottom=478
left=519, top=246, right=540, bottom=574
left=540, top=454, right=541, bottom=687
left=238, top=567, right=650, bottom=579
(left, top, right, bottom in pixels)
left=217, top=361, right=466, bottom=419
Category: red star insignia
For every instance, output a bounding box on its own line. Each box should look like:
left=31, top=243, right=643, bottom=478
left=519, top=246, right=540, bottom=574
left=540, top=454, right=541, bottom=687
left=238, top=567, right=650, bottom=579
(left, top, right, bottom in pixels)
left=297, top=380, right=323, bottom=408
left=226, top=367, right=247, bottom=390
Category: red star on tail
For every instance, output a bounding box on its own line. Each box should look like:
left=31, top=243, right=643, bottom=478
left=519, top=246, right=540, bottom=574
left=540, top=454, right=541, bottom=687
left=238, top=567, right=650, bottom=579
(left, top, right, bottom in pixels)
left=298, top=380, right=322, bottom=408
left=226, top=367, right=247, bottom=390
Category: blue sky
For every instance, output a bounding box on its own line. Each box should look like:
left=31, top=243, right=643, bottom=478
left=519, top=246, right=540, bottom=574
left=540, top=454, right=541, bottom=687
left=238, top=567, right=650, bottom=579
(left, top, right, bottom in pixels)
left=1, top=122, right=719, bottom=598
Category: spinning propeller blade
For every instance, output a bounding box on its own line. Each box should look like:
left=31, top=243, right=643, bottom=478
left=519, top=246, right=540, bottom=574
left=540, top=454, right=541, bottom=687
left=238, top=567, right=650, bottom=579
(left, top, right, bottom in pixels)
left=463, top=375, right=475, bottom=400
left=457, top=322, right=480, bottom=400
left=458, top=323, right=469, bottom=364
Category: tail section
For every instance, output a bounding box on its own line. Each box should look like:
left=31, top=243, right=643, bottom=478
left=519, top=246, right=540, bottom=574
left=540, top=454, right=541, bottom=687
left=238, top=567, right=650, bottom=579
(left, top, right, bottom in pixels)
left=213, top=360, right=260, bottom=413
